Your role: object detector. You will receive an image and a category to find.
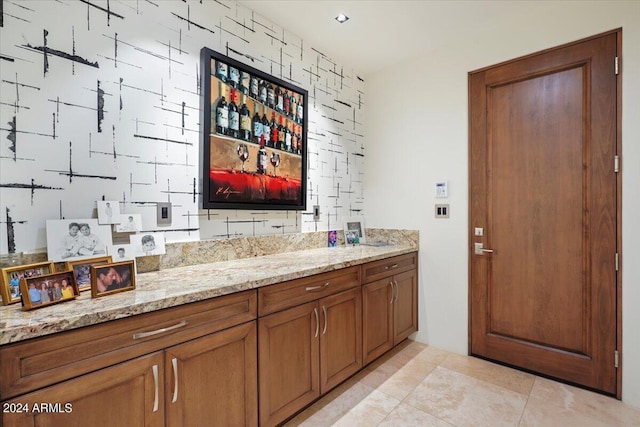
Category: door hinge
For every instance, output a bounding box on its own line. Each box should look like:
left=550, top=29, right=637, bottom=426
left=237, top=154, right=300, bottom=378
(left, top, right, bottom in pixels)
left=615, top=57, right=619, bottom=75
left=615, top=253, right=619, bottom=271
left=614, top=155, right=620, bottom=173
left=615, top=350, right=619, bottom=368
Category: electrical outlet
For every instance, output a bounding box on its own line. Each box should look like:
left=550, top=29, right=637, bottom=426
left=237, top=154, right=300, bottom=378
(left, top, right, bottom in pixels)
left=435, top=204, right=449, bottom=218
left=157, top=202, right=172, bottom=225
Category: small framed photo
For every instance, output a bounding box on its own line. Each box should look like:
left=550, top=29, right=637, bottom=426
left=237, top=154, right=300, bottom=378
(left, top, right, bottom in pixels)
left=19, top=270, right=79, bottom=311
left=114, top=214, right=142, bottom=233
left=129, top=233, right=166, bottom=257
left=343, top=217, right=366, bottom=245
left=107, top=244, right=135, bottom=262
left=328, top=230, right=338, bottom=247
left=0, top=261, right=55, bottom=305
left=65, top=256, right=113, bottom=291
left=97, top=200, right=121, bottom=224
left=91, top=261, right=136, bottom=298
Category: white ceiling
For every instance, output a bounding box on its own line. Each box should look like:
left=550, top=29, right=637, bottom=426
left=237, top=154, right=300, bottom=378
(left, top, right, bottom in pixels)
left=239, top=0, right=550, bottom=76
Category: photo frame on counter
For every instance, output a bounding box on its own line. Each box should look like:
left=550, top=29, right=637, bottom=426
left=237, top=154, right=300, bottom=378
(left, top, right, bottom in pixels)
left=19, top=270, right=79, bottom=311
left=46, top=219, right=112, bottom=262
left=0, top=261, right=55, bottom=305
left=200, top=47, right=308, bottom=210
left=91, top=261, right=136, bottom=298
left=65, top=256, right=113, bottom=292
left=343, top=217, right=366, bottom=245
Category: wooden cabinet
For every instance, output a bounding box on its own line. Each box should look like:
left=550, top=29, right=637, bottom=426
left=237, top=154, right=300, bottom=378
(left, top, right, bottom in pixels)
left=362, top=253, right=418, bottom=365
left=1, top=290, right=258, bottom=427
left=2, top=352, right=165, bottom=427
left=258, top=268, right=362, bottom=427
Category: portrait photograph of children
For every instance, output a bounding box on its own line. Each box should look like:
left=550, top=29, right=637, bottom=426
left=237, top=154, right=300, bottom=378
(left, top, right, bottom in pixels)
left=129, top=233, right=166, bottom=257
left=46, top=219, right=113, bottom=262
left=97, top=200, right=121, bottom=225
left=114, top=214, right=142, bottom=233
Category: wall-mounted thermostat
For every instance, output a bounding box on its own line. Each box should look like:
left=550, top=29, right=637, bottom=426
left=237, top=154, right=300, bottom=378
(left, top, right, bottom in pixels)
left=435, top=181, right=448, bottom=198
left=157, top=202, right=172, bottom=226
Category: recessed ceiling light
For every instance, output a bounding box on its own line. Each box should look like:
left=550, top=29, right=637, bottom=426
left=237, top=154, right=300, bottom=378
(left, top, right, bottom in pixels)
left=335, top=13, right=349, bottom=23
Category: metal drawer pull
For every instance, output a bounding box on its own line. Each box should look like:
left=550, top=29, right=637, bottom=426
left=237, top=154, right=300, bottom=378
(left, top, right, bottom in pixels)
left=306, top=282, right=330, bottom=292
left=171, top=357, right=179, bottom=403
left=385, top=263, right=399, bottom=270
left=152, top=364, right=159, bottom=412
left=133, top=320, right=188, bottom=339
left=322, top=305, right=327, bottom=335
left=314, top=308, right=319, bottom=338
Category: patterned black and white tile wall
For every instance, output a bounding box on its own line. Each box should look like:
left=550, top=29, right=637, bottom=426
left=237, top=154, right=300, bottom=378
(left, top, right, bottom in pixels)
left=0, top=0, right=365, bottom=254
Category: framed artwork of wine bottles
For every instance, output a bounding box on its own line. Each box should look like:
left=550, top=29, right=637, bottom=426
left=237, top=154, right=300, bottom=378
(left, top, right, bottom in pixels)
left=200, top=47, right=308, bottom=210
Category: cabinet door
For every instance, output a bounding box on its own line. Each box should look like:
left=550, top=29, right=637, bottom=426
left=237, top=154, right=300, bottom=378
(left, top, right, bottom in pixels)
left=165, top=321, right=257, bottom=427
left=319, top=287, right=362, bottom=393
left=258, top=301, right=320, bottom=427
left=1, top=352, right=164, bottom=427
left=393, top=269, right=418, bottom=345
left=362, top=278, right=394, bottom=365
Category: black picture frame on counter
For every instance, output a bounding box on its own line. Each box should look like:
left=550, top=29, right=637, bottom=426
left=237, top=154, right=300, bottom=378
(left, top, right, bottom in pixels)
left=200, top=47, right=308, bottom=210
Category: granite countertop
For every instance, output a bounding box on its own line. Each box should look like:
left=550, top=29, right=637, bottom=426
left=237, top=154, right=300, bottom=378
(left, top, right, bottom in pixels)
left=0, top=244, right=417, bottom=345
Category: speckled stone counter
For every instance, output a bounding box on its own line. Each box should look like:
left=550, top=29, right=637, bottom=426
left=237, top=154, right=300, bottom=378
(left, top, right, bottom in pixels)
left=0, top=243, right=417, bottom=345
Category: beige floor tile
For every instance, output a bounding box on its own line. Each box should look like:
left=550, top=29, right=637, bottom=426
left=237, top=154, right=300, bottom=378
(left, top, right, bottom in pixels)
left=376, top=358, right=438, bottom=401
left=284, top=381, right=375, bottom=427
left=332, top=390, right=401, bottom=427
left=404, top=366, right=527, bottom=427
left=529, top=377, right=640, bottom=427
left=520, top=395, right=616, bottom=427
left=439, top=353, right=535, bottom=395
left=378, top=402, right=455, bottom=427
left=412, top=345, right=451, bottom=366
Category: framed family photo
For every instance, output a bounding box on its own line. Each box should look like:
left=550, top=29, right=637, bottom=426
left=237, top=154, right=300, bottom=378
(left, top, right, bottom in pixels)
left=91, top=261, right=136, bottom=298
left=65, top=256, right=113, bottom=291
left=46, top=219, right=113, bottom=262
left=19, top=270, right=78, bottom=311
left=0, top=261, right=55, bottom=305
left=343, top=217, right=366, bottom=245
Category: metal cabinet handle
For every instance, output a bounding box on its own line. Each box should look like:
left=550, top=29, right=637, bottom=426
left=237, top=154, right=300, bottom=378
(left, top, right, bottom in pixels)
left=171, top=357, right=179, bottom=403
left=152, top=364, right=159, bottom=413
left=133, top=320, right=188, bottom=340
left=322, top=305, right=327, bottom=335
left=313, top=308, right=319, bottom=338
left=384, top=263, right=399, bottom=270
left=393, top=280, right=399, bottom=303
left=389, top=281, right=394, bottom=304
left=306, top=282, right=330, bottom=292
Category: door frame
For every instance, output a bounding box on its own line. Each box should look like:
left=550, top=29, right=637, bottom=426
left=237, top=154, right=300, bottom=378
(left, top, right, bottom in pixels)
left=467, top=28, right=623, bottom=399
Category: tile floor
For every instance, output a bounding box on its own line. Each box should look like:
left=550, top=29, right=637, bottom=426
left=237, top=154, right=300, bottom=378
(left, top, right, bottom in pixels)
left=284, top=340, right=640, bottom=427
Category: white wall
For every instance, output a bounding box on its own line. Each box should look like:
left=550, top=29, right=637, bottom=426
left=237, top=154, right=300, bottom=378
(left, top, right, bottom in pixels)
left=364, top=1, right=640, bottom=408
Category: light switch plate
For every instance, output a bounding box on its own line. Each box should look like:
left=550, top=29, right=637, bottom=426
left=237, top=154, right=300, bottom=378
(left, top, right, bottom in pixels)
left=435, top=204, right=450, bottom=218
left=157, top=202, right=172, bottom=226
left=313, top=205, right=320, bottom=221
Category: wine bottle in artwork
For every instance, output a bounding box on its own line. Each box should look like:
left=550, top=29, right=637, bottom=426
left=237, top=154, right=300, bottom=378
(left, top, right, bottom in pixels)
left=261, top=110, right=271, bottom=144
left=257, top=134, right=268, bottom=175
left=258, top=79, right=268, bottom=104
left=284, top=90, right=291, bottom=117
left=290, top=92, right=298, bottom=120
left=267, top=82, right=275, bottom=109
left=270, top=112, right=279, bottom=148
left=215, top=60, right=228, bottom=82
left=228, top=66, right=240, bottom=88
left=252, top=103, right=263, bottom=144
left=296, top=94, right=304, bottom=124
left=277, top=116, right=285, bottom=150
left=239, top=95, right=251, bottom=142
left=239, top=71, right=250, bottom=95
left=250, top=74, right=260, bottom=99
left=228, top=89, right=239, bottom=139
left=215, top=82, right=229, bottom=135
left=275, top=86, right=284, bottom=113
left=284, top=119, right=292, bottom=152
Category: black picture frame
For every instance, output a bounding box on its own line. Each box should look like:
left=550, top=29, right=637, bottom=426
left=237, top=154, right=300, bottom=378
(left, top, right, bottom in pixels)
left=200, top=47, right=308, bottom=210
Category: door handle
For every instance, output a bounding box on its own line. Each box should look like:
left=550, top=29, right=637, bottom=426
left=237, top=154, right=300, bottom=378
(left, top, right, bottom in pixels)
left=474, top=242, right=494, bottom=255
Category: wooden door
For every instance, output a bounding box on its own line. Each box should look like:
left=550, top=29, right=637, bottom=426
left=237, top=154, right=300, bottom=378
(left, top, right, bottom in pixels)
left=469, top=30, right=620, bottom=394
left=393, top=269, right=418, bottom=345
left=258, top=302, right=320, bottom=427
left=2, top=352, right=164, bottom=427
left=362, top=278, right=394, bottom=365
left=319, top=287, right=362, bottom=393
left=165, top=321, right=257, bottom=427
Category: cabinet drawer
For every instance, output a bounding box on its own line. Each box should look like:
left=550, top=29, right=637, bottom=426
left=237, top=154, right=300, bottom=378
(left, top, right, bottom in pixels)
left=0, top=290, right=257, bottom=400
left=258, top=267, right=360, bottom=316
left=361, top=252, right=417, bottom=284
